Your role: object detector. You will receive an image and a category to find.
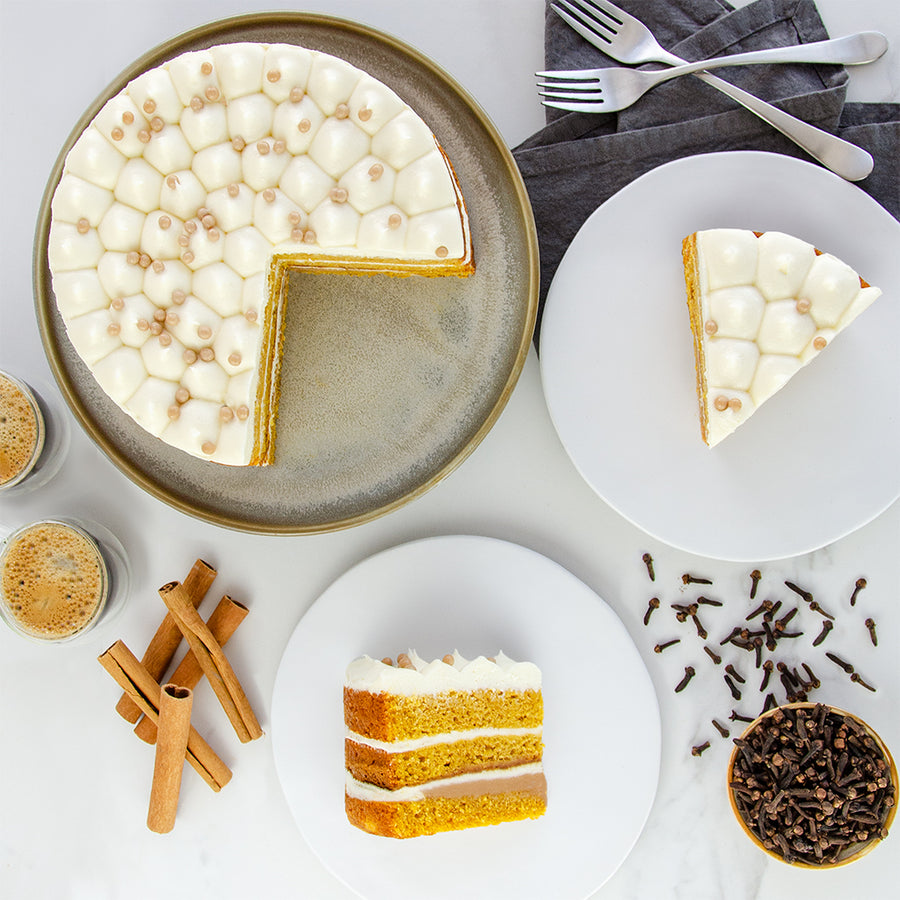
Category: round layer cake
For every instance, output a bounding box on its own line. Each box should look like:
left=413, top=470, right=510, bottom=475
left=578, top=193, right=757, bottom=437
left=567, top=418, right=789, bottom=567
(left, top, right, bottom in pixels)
left=48, top=42, right=473, bottom=465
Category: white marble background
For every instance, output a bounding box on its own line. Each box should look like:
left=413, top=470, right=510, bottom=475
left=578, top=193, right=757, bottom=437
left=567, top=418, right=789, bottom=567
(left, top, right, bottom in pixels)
left=0, top=1, right=896, bottom=898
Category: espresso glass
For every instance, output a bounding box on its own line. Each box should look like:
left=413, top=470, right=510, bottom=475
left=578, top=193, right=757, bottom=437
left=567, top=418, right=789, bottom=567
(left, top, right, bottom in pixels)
left=0, top=518, right=130, bottom=644
left=0, top=369, right=69, bottom=495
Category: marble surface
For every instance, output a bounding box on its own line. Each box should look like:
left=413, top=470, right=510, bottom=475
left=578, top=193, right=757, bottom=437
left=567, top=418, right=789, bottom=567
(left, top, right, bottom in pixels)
left=0, top=1, right=896, bottom=898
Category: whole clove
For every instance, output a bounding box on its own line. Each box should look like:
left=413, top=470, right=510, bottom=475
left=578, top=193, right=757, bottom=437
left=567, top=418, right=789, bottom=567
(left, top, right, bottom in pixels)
left=809, top=600, right=835, bottom=621
left=643, top=597, right=660, bottom=626
left=784, top=581, right=813, bottom=603
left=865, top=618, right=877, bottom=647
left=759, top=659, right=774, bottom=691
left=682, top=573, right=713, bottom=585
left=849, top=577, right=867, bottom=606
left=724, top=673, right=742, bottom=701
left=812, top=620, right=834, bottom=646
left=749, top=569, right=762, bottom=599
left=703, top=646, right=722, bottom=665
left=691, top=613, right=708, bottom=640
left=712, top=719, right=730, bottom=738
left=746, top=598, right=772, bottom=620
left=825, top=652, right=854, bottom=674
left=641, top=552, right=655, bottom=581
left=850, top=672, right=877, bottom=692
left=697, top=596, right=723, bottom=607
left=729, top=704, right=895, bottom=865
left=691, top=741, right=711, bottom=757
left=725, top=664, right=745, bottom=684
left=675, top=666, right=696, bottom=693
left=729, top=710, right=754, bottom=723
left=654, top=638, right=680, bottom=654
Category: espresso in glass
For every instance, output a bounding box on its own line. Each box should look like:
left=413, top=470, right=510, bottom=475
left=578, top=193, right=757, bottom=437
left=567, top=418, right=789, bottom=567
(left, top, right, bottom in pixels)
left=0, top=370, right=45, bottom=490
left=0, top=521, right=109, bottom=642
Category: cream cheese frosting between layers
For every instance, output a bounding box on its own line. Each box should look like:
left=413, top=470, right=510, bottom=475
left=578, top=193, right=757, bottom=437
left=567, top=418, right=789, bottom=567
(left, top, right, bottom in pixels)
left=48, top=41, right=472, bottom=465
left=693, top=229, right=881, bottom=447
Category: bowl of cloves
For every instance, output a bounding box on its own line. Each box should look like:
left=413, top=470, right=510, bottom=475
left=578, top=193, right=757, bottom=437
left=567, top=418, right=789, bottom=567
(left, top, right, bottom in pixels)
left=728, top=702, right=896, bottom=867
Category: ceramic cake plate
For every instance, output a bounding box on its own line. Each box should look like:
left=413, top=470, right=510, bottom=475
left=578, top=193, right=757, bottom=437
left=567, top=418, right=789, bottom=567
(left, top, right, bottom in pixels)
left=539, top=151, right=900, bottom=562
left=271, top=535, right=661, bottom=900
left=34, top=12, right=538, bottom=533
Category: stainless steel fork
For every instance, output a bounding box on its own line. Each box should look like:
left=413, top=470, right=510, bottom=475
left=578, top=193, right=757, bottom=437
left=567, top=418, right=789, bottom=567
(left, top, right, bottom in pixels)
left=538, top=32, right=887, bottom=114
left=548, top=0, right=875, bottom=181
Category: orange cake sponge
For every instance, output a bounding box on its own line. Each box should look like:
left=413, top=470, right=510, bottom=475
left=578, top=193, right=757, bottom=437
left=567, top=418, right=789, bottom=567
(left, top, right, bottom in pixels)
left=344, top=650, right=546, bottom=838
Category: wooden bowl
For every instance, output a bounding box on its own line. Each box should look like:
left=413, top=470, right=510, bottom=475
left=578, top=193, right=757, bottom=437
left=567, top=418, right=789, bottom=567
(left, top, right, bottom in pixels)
left=727, top=702, right=896, bottom=867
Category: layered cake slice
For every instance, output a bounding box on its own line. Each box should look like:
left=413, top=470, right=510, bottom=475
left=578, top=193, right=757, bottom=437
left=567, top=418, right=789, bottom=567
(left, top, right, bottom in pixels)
left=682, top=229, right=881, bottom=447
left=344, top=650, right=546, bottom=838
left=47, top=42, right=473, bottom=465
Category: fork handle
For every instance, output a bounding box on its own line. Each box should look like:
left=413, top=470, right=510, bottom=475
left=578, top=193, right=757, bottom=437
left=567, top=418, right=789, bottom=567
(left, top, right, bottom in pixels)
left=693, top=70, right=873, bottom=181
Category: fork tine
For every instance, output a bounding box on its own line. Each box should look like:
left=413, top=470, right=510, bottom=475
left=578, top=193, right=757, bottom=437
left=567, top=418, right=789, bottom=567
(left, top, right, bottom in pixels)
left=541, top=99, right=607, bottom=113
left=537, top=80, right=601, bottom=92
left=539, top=88, right=606, bottom=101
left=571, top=0, right=626, bottom=29
left=551, top=2, right=613, bottom=49
left=535, top=69, right=603, bottom=80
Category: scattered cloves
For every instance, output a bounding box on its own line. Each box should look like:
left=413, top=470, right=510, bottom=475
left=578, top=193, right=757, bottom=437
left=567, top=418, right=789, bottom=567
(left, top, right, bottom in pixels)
left=809, top=600, right=835, bottom=621
left=703, top=645, right=722, bottom=665
left=712, top=719, right=730, bottom=738
left=850, top=672, right=877, bottom=692
left=729, top=709, right=754, bottom=723
left=654, top=638, right=680, bottom=654
left=643, top=597, right=660, bottom=626
left=724, top=673, right=742, bottom=701
left=682, top=573, right=713, bottom=585
left=749, top=569, right=762, bottom=599
left=849, top=577, right=867, bottom=606
left=692, top=741, right=711, bottom=757
left=697, top=596, right=723, bottom=607
left=675, top=666, right=696, bottom=693
left=812, top=620, right=834, bottom=646
left=784, top=581, right=813, bottom=604
left=725, top=664, right=746, bottom=684
left=825, top=652, right=854, bottom=674
left=865, top=618, right=877, bottom=647
left=760, top=659, right=774, bottom=691
left=641, top=552, right=655, bottom=581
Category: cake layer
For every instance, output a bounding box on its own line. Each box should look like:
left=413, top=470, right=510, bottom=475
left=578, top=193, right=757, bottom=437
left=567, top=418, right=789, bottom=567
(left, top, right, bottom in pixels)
left=344, top=686, right=543, bottom=742
left=345, top=729, right=543, bottom=790
left=345, top=765, right=547, bottom=838
left=47, top=41, right=473, bottom=466
left=683, top=229, right=881, bottom=447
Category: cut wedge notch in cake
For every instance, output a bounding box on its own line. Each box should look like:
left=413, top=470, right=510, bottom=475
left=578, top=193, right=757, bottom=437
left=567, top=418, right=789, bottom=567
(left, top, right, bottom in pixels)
left=47, top=42, right=473, bottom=466
left=682, top=229, right=881, bottom=447
left=344, top=650, right=546, bottom=838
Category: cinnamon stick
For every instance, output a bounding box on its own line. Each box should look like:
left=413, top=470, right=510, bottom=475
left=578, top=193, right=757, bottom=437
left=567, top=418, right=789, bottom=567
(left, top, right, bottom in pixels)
left=147, top=685, right=193, bottom=833
left=158, top=581, right=263, bottom=743
left=98, top=640, right=231, bottom=791
left=134, top=596, right=248, bottom=744
left=115, top=559, right=216, bottom=723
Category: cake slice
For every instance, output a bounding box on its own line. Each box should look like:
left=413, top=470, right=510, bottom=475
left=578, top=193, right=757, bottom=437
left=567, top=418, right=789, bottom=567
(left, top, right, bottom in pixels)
left=343, top=650, right=546, bottom=838
left=682, top=229, right=881, bottom=447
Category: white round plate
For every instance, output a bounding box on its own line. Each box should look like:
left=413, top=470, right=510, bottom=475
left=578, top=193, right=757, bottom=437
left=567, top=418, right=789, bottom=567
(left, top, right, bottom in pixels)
left=539, top=151, right=900, bottom=561
left=271, top=534, right=660, bottom=900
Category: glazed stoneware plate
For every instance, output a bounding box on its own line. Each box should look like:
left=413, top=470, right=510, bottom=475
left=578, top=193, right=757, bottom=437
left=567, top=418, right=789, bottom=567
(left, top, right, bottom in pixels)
left=271, top=535, right=661, bottom=900
left=34, top=12, right=538, bottom=533
left=540, top=151, right=899, bottom=562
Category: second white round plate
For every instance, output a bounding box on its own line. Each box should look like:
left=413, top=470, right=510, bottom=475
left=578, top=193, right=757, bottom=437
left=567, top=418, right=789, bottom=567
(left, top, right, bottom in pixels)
left=539, top=151, right=900, bottom=561
left=271, top=535, right=660, bottom=900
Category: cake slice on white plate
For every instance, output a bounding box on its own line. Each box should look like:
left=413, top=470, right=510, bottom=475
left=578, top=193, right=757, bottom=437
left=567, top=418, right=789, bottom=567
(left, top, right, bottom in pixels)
left=682, top=229, right=881, bottom=447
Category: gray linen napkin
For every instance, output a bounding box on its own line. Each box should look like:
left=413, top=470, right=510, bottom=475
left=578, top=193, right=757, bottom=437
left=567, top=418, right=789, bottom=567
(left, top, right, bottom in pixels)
left=513, top=0, right=900, bottom=349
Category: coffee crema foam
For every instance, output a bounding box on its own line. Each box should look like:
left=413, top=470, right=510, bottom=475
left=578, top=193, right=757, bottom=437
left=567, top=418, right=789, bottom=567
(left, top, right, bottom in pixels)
left=0, top=523, right=107, bottom=639
left=0, top=374, right=41, bottom=486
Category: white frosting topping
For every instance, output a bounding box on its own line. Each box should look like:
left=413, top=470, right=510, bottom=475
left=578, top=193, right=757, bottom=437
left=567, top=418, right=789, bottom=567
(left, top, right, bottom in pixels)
left=48, top=41, right=471, bottom=465
left=695, top=229, right=881, bottom=447
left=345, top=762, right=545, bottom=803
left=344, top=651, right=542, bottom=696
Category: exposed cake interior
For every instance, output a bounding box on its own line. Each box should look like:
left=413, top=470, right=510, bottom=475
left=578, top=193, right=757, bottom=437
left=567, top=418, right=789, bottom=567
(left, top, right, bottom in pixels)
left=344, top=649, right=546, bottom=838
left=47, top=42, right=473, bottom=466
left=682, top=229, right=881, bottom=447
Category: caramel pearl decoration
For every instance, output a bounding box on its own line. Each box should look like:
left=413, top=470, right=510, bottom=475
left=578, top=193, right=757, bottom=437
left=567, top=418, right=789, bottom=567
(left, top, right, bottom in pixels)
left=714, top=396, right=729, bottom=412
